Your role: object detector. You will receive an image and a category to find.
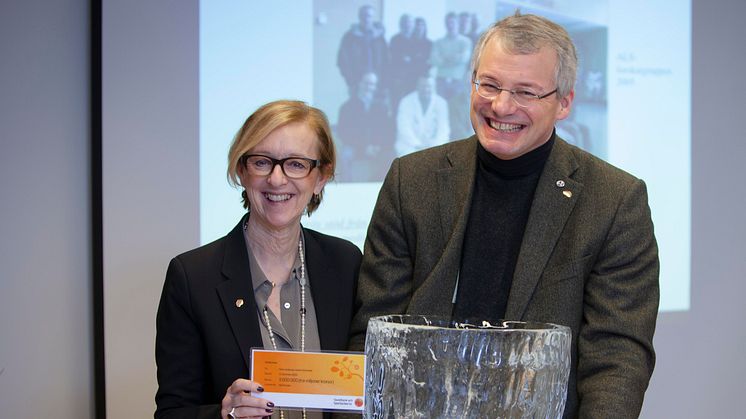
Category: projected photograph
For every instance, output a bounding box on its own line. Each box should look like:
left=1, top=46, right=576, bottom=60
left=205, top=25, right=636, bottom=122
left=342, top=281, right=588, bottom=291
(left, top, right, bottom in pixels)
left=313, top=0, right=608, bottom=182
left=200, top=0, right=691, bottom=312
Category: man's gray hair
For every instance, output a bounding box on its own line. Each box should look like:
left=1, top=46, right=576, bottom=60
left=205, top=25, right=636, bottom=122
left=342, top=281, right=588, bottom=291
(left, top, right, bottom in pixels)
left=470, top=12, right=577, bottom=98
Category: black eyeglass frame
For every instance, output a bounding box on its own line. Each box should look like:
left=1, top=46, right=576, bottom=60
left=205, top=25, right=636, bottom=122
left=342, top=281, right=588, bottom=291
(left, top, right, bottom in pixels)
left=472, top=79, right=558, bottom=107
left=240, top=154, right=321, bottom=179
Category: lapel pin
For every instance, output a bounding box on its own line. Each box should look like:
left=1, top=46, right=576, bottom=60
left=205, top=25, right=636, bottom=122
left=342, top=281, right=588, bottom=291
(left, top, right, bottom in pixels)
left=563, top=190, right=572, bottom=198
left=555, top=180, right=565, bottom=188
left=235, top=299, right=244, bottom=308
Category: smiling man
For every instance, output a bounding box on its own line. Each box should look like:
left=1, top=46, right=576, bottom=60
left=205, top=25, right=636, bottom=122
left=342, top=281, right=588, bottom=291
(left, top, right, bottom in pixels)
left=350, top=12, right=660, bottom=418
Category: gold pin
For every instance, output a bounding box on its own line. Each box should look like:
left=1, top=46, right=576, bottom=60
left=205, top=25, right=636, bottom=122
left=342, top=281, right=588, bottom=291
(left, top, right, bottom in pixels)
left=235, top=299, right=244, bottom=308
left=563, top=190, right=572, bottom=198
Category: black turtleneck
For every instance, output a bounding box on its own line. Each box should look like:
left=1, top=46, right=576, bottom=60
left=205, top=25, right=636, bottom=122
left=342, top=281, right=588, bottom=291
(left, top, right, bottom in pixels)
left=452, top=134, right=555, bottom=323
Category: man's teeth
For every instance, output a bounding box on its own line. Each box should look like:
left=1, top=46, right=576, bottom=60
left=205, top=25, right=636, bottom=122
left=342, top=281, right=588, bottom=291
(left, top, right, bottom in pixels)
left=490, top=121, right=523, bottom=132
left=265, top=193, right=291, bottom=202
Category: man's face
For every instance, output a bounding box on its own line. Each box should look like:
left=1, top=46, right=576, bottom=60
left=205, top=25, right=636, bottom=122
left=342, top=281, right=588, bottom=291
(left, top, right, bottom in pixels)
left=417, top=77, right=434, bottom=103
left=459, top=13, right=470, bottom=34
left=359, top=7, right=375, bottom=30
left=470, top=40, right=573, bottom=160
left=445, top=16, right=458, bottom=34
left=400, top=15, right=414, bottom=36
left=358, top=73, right=378, bottom=101
left=415, top=19, right=427, bottom=38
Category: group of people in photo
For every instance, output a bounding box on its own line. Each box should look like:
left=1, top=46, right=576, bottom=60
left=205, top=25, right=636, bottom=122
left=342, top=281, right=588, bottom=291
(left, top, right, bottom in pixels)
left=335, top=6, right=483, bottom=181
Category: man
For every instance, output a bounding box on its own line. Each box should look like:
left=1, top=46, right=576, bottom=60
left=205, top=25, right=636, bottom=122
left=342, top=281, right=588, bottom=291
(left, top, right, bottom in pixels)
left=430, top=12, right=473, bottom=100
left=388, top=14, right=422, bottom=111
left=350, top=12, right=659, bottom=418
left=337, top=72, right=393, bottom=182
left=394, top=75, right=450, bottom=157
left=337, top=5, right=388, bottom=96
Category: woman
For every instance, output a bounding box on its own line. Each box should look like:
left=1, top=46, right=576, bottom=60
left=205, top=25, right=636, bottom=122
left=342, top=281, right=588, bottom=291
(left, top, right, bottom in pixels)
left=155, top=100, right=362, bottom=419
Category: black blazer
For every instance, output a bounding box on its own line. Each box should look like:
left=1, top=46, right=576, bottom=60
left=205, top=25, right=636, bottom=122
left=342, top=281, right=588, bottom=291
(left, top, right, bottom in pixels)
left=155, top=216, right=362, bottom=419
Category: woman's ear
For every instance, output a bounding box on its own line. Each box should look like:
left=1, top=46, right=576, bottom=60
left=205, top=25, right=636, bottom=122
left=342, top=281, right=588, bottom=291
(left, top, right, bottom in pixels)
left=314, top=170, right=330, bottom=195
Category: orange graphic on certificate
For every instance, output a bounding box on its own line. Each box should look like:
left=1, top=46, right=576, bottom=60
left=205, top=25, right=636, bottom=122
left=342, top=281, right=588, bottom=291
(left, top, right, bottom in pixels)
left=330, top=355, right=364, bottom=381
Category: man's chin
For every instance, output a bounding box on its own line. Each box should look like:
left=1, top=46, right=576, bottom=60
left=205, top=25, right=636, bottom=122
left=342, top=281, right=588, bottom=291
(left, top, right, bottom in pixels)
left=478, top=135, right=521, bottom=158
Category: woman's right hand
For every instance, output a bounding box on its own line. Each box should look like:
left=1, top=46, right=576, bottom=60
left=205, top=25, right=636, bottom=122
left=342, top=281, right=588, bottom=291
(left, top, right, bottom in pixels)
left=221, top=379, right=275, bottom=419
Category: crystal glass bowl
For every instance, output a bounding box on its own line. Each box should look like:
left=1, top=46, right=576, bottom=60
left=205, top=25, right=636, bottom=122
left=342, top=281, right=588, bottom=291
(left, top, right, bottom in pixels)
left=364, top=315, right=571, bottom=418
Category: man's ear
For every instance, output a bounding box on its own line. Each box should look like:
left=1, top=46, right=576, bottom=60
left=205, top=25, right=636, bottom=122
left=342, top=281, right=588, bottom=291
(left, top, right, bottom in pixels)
left=556, top=90, right=574, bottom=120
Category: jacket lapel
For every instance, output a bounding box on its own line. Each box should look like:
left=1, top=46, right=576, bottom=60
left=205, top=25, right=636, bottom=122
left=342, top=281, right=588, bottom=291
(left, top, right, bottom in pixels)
left=216, top=217, right=263, bottom=370
left=430, top=138, right=478, bottom=313
left=505, top=139, right=582, bottom=319
left=302, top=229, right=342, bottom=349
left=437, top=139, right=478, bottom=239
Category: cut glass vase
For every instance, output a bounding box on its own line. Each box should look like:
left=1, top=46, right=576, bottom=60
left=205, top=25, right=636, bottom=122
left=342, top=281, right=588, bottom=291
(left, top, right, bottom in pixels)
left=364, top=315, right=571, bottom=418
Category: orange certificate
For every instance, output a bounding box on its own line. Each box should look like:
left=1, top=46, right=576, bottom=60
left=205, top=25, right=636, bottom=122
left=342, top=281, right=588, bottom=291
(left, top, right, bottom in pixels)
left=250, top=349, right=366, bottom=412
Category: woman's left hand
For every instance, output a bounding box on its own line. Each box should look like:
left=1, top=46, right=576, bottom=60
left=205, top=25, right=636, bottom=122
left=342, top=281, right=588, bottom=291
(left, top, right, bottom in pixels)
left=221, top=378, right=275, bottom=419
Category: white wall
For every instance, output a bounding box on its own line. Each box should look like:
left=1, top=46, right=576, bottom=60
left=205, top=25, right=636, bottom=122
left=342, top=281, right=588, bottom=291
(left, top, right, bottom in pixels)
left=101, top=1, right=199, bottom=418
left=641, top=0, right=746, bottom=416
left=0, top=0, right=93, bottom=418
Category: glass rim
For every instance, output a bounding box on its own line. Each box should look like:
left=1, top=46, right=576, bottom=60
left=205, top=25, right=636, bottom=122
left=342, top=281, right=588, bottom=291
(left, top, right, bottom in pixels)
left=368, top=314, right=571, bottom=333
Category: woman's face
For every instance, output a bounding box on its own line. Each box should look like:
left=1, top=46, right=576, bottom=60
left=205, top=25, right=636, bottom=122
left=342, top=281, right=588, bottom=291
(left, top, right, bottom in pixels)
left=239, top=122, right=328, bottom=232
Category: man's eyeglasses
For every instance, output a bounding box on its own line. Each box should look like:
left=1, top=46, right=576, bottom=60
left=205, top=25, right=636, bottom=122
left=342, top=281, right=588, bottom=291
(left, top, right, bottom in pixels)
left=241, top=154, right=320, bottom=179
left=473, top=79, right=558, bottom=108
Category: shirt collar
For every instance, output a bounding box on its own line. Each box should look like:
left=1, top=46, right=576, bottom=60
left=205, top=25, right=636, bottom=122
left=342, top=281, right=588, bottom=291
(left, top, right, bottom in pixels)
left=241, top=221, right=305, bottom=308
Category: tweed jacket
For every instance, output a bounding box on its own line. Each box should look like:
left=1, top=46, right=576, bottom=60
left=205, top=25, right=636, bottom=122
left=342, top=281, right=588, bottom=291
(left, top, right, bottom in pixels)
left=349, top=135, right=659, bottom=418
left=155, top=216, right=362, bottom=419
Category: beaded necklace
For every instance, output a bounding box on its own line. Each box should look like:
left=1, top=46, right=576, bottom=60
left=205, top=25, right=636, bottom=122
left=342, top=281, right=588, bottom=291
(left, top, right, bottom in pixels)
left=259, top=234, right=307, bottom=419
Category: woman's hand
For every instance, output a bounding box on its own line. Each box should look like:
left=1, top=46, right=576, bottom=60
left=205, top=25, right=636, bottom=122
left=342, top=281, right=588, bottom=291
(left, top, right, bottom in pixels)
left=221, top=379, right=275, bottom=419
